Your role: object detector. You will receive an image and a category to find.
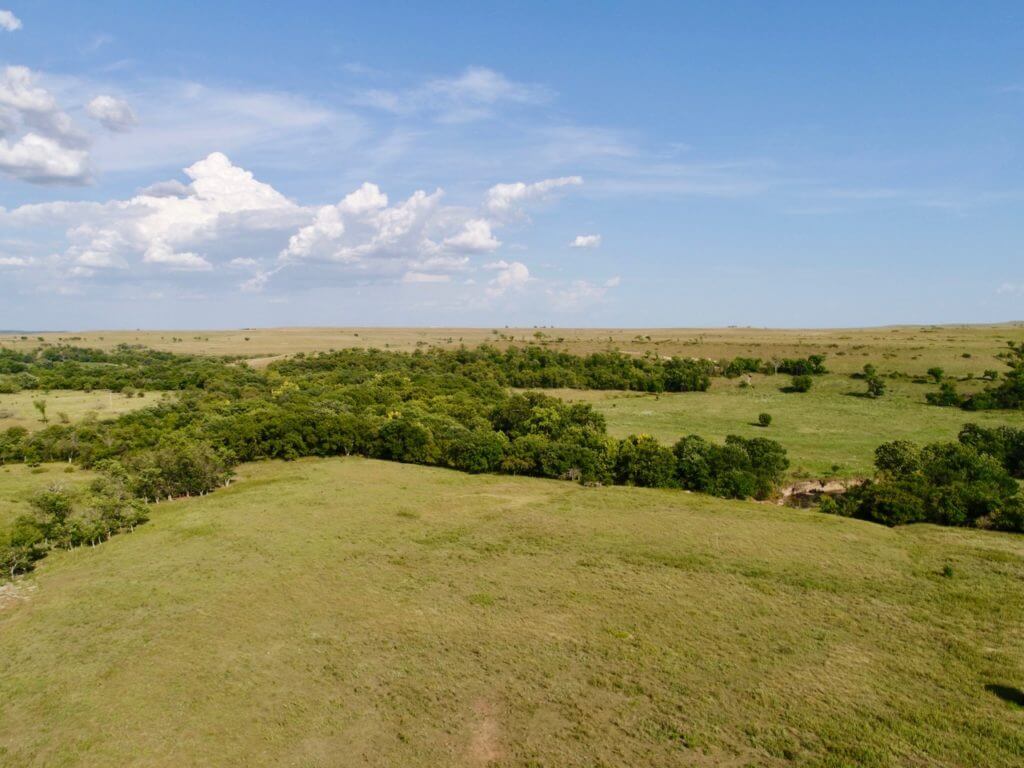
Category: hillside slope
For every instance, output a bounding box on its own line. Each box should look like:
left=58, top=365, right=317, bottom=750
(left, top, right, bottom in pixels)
left=1, top=458, right=1022, bottom=767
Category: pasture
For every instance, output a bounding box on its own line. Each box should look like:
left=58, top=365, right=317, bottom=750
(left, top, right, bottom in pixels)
left=0, top=390, right=164, bottom=432
left=1, top=458, right=1022, bottom=767
left=3, top=322, right=1023, bottom=375
left=555, top=374, right=1024, bottom=479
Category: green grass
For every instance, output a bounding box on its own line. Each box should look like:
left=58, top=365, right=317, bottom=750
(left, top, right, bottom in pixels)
left=0, top=390, right=167, bottom=432
left=1, top=458, right=1021, bottom=767
left=550, top=374, right=1024, bottom=479
left=0, top=463, right=95, bottom=530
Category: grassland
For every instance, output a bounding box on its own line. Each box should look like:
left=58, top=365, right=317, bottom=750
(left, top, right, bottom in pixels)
left=0, top=458, right=1021, bottom=767
left=0, top=390, right=165, bottom=433
left=3, top=322, right=1023, bottom=375
left=552, top=374, right=1024, bottom=479
left=0, top=463, right=94, bottom=529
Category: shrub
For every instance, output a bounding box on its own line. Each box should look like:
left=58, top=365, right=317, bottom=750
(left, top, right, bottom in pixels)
left=788, top=375, right=813, bottom=393
left=758, top=413, right=772, bottom=427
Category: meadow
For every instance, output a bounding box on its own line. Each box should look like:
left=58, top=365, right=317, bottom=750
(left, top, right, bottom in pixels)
left=553, top=375, right=1024, bottom=479
left=1, top=325, right=1023, bottom=767
left=1, top=458, right=1022, bottom=767
left=0, top=390, right=164, bottom=433
left=0, top=463, right=94, bottom=529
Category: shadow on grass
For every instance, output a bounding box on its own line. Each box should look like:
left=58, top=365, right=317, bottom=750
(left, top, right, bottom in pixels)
left=985, top=684, right=1024, bottom=707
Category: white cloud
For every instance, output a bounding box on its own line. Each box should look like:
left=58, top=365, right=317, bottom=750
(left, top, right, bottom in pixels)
left=142, top=241, right=212, bottom=271
left=86, top=95, right=138, bottom=132
left=484, top=260, right=530, bottom=296
left=0, top=151, right=593, bottom=304
left=442, top=219, right=500, bottom=253
left=0, top=133, right=90, bottom=184
left=485, top=176, right=583, bottom=217
left=0, top=256, right=30, bottom=266
left=0, top=10, right=21, bottom=31
left=2, top=152, right=300, bottom=278
left=570, top=234, right=601, bottom=248
left=0, top=66, right=92, bottom=184
left=996, top=282, right=1024, bottom=295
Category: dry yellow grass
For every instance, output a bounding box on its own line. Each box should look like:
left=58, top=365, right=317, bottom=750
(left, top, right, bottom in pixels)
left=3, top=323, right=1022, bottom=375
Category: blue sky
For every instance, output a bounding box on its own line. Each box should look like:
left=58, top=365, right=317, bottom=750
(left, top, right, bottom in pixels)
left=1, top=1, right=1022, bottom=329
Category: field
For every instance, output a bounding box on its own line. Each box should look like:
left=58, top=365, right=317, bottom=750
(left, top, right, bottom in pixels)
left=554, top=375, right=1024, bottom=479
left=3, top=323, right=1023, bottom=375
left=0, top=463, right=95, bottom=530
left=1, top=458, right=1022, bottom=767
left=0, top=390, right=166, bottom=432
left=2, top=326, right=1024, bottom=767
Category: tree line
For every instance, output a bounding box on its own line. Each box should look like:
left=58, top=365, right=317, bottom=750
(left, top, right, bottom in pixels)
left=1, top=344, right=804, bottom=579
left=824, top=423, right=1024, bottom=532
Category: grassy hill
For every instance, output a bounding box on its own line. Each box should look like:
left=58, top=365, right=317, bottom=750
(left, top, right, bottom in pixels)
left=1, top=458, right=1021, bottom=767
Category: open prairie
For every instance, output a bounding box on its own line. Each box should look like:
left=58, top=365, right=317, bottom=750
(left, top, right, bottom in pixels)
left=1, top=458, right=1022, bottom=767
left=4, top=323, right=1023, bottom=374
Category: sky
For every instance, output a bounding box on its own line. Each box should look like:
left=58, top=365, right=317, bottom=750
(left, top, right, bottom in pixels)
left=0, top=1, right=1023, bottom=330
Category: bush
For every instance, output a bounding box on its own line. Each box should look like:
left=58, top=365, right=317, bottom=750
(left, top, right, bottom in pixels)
left=758, top=413, right=772, bottom=427
left=613, top=435, right=676, bottom=488
left=838, top=436, right=1024, bottom=532
left=788, top=375, right=813, bottom=393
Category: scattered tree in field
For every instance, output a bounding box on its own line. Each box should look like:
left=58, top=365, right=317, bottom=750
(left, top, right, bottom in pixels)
left=787, top=375, right=813, bottom=393
left=32, top=399, right=48, bottom=424
left=758, top=413, right=772, bottom=427
left=927, top=367, right=944, bottom=383
left=864, top=372, right=888, bottom=397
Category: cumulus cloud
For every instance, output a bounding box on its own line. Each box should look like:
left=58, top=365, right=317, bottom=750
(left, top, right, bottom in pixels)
left=0, top=66, right=92, bottom=183
left=442, top=219, right=500, bottom=253
left=0, top=133, right=90, bottom=184
left=0, top=10, right=21, bottom=31
left=2, top=151, right=301, bottom=279
left=485, top=175, right=583, bottom=218
left=0, top=256, right=31, bottom=266
left=1, top=152, right=593, bottom=305
left=570, top=234, right=601, bottom=248
left=484, top=260, right=530, bottom=297
left=86, top=95, right=138, bottom=132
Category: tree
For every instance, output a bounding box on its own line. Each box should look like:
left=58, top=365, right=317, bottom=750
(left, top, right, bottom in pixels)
left=758, top=413, right=772, bottom=427
left=926, top=367, right=944, bottom=383
left=33, top=398, right=48, bottom=424
left=613, top=434, right=676, bottom=487
left=865, top=374, right=886, bottom=398
left=788, top=375, right=812, bottom=393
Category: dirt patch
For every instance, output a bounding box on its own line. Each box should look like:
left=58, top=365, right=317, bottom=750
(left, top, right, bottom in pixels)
left=468, top=699, right=502, bottom=766
left=0, top=580, right=37, bottom=611
left=780, top=478, right=865, bottom=507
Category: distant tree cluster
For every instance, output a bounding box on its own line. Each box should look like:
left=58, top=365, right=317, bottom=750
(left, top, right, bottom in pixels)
left=926, top=341, right=1024, bottom=411
left=824, top=424, right=1024, bottom=532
